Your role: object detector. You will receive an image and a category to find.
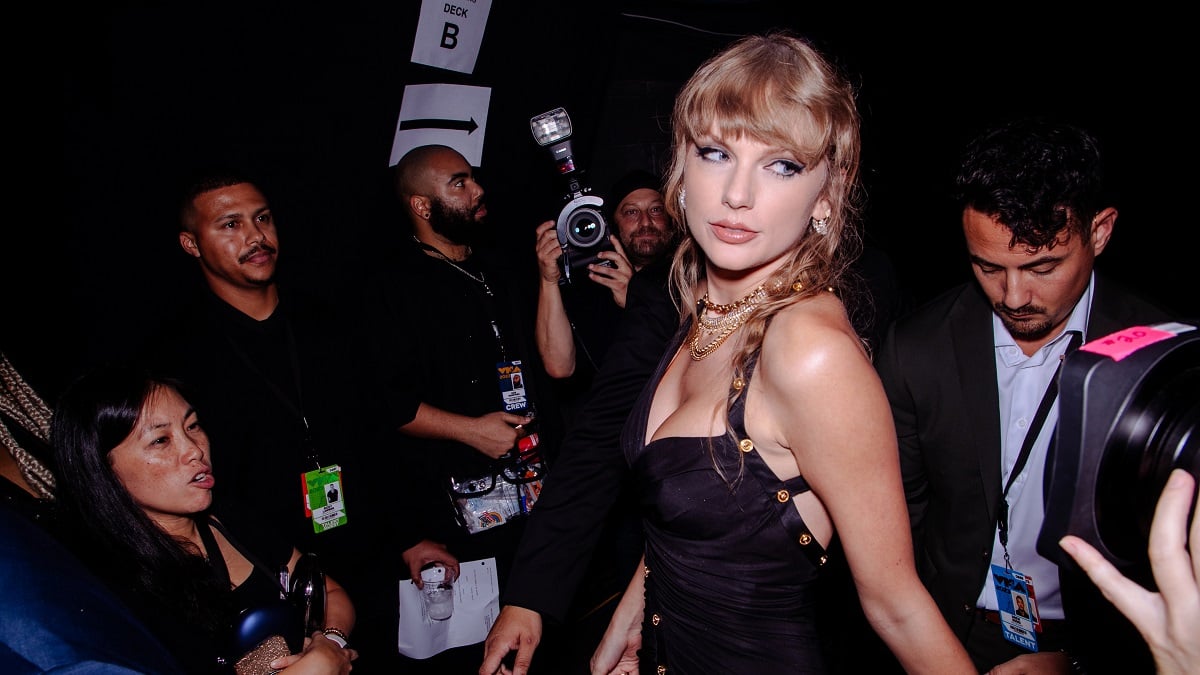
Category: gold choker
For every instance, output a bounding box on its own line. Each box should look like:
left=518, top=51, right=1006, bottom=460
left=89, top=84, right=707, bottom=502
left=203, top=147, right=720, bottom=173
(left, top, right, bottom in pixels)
left=689, top=284, right=768, bottom=360
left=700, top=285, right=768, bottom=315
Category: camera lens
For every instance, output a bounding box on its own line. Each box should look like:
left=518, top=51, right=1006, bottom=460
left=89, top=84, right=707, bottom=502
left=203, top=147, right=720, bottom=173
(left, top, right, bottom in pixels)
left=564, top=207, right=607, bottom=248
left=1095, top=362, right=1200, bottom=567
left=572, top=217, right=598, bottom=240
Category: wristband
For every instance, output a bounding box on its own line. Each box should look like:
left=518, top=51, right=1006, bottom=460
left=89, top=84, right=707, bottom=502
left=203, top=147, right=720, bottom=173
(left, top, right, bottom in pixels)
left=322, top=628, right=349, bottom=648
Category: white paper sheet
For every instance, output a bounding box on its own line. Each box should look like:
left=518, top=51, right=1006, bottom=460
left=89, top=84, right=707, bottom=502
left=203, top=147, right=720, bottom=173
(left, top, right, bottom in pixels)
left=397, top=557, right=500, bottom=659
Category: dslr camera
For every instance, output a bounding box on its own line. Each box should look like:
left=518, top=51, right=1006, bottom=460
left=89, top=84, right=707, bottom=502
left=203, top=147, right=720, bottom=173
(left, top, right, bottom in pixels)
left=530, top=107, right=615, bottom=284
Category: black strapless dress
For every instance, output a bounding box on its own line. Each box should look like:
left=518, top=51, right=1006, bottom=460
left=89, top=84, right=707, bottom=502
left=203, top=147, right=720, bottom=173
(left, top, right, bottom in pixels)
left=622, top=323, right=832, bottom=674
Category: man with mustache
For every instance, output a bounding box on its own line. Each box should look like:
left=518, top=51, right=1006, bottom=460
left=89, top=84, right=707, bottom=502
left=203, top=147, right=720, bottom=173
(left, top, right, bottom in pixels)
left=146, top=168, right=408, bottom=673
left=370, top=145, right=562, bottom=673
left=875, top=118, right=1173, bottom=674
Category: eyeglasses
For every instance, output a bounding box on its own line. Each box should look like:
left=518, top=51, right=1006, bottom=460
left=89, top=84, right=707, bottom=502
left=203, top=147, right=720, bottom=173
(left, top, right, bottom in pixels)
left=449, top=450, right=546, bottom=497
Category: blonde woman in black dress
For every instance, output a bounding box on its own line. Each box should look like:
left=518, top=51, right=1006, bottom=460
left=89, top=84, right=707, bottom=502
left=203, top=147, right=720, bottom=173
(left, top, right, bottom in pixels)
left=590, top=32, right=974, bottom=675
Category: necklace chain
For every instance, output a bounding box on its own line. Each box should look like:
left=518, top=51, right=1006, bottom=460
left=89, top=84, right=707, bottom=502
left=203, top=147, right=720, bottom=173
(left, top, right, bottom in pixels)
left=687, top=280, right=824, bottom=361
left=414, top=236, right=493, bottom=296
left=700, top=285, right=766, bottom=314
left=689, top=283, right=768, bottom=361
left=696, top=285, right=768, bottom=330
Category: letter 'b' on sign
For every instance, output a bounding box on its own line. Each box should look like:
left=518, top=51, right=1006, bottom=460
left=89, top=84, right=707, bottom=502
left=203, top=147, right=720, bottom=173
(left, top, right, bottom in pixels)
left=411, top=0, right=493, bottom=75
left=441, top=22, right=459, bottom=49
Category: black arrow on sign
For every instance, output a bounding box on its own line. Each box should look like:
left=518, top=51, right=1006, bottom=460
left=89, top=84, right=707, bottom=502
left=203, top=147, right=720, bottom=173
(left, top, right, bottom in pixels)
left=398, top=116, right=479, bottom=134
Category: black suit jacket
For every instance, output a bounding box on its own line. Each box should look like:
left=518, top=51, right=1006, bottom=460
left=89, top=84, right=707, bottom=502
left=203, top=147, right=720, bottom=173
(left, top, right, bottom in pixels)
left=875, top=274, right=1170, bottom=673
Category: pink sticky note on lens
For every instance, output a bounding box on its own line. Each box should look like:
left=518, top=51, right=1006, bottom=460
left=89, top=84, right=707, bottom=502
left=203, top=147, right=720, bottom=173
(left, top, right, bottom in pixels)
left=1078, top=326, right=1177, bottom=362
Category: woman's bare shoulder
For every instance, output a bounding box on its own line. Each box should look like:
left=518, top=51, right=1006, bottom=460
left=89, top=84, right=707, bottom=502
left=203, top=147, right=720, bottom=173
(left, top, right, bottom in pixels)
left=762, top=293, right=865, bottom=368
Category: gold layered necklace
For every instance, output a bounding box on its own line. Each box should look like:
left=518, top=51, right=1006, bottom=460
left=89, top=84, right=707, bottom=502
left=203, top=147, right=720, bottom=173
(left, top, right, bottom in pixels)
left=689, top=283, right=768, bottom=361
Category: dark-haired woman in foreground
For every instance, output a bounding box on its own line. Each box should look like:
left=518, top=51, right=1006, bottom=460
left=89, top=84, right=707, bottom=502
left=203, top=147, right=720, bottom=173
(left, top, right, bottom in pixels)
left=51, top=364, right=355, bottom=674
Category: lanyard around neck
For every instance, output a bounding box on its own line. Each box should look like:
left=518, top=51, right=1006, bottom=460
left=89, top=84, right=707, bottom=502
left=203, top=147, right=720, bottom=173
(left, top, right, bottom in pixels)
left=997, top=330, right=1083, bottom=551
left=222, top=314, right=320, bottom=467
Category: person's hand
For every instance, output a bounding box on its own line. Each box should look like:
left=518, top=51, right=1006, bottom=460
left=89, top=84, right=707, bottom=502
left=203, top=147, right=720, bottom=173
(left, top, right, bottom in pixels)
left=270, top=631, right=356, bottom=674
left=479, top=605, right=543, bottom=675
left=589, top=609, right=641, bottom=675
left=984, top=650, right=1069, bottom=674
left=535, top=220, right=564, bottom=284
left=588, top=236, right=635, bottom=308
left=466, top=411, right=534, bottom=459
left=588, top=590, right=643, bottom=672
left=1060, top=468, right=1200, bottom=675
left=401, top=539, right=460, bottom=588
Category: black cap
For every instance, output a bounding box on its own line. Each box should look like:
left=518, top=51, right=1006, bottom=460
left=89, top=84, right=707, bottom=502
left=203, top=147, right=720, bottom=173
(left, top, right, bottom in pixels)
left=606, top=169, right=662, bottom=221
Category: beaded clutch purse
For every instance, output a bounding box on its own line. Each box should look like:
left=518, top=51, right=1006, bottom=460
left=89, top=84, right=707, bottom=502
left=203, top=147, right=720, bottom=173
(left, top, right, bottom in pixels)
left=234, top=634, right=289, bottom=675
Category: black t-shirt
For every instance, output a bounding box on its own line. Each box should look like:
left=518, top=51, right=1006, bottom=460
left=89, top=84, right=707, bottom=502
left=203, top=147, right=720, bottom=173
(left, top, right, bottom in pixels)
left=368, top=239, right=563, bottom=570
left=144, top=287, right=411, bottom=604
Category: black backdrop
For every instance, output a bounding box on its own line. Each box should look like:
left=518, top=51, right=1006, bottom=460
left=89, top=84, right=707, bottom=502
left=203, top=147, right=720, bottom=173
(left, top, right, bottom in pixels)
left=29, top=2, right=1196, bottom=399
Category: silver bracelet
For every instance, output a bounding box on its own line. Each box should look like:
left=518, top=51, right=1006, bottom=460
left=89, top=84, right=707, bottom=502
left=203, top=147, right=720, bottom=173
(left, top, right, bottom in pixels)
left=322, top=628, right=349, bottom=649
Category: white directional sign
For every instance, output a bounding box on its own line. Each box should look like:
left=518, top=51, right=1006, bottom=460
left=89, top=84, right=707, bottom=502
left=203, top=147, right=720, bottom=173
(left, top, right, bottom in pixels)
left=388, top=83, right=491, bottom=167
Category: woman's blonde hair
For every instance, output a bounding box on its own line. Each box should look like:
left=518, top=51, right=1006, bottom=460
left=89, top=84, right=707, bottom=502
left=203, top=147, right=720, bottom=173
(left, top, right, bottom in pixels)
left=662, top=31, right=864, bottom=481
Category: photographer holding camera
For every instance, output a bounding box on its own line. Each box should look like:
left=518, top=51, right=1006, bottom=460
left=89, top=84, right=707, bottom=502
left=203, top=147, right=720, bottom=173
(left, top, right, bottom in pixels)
left=522, top=168, right=675, bottom=672
left=533, top=169, right=677, bottom=415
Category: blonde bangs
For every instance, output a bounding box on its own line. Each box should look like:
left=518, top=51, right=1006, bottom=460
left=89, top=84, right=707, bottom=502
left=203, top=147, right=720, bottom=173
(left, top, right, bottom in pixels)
left=675, top=40, right=840, bottom=167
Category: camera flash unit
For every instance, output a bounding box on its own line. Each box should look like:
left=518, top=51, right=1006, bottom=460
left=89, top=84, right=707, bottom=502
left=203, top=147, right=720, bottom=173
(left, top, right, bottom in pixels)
left=530, top=107, right=573, bottom=146
left=531, top=108, right=578, bottom=175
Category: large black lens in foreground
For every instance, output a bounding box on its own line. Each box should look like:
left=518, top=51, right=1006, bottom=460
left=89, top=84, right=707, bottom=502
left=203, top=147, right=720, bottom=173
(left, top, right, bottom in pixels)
left=1040, top=320, right=1200, bottom=582
left=1096, top=360, right=1199, bottom=563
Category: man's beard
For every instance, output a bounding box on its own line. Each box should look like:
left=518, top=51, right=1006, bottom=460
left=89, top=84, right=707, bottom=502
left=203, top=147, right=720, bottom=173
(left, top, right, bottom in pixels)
left=429, top=198, right=482, bottom=245
left=996, top=304, right=1053, bottom=341
left=622, top=227, right=675, bottom=267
